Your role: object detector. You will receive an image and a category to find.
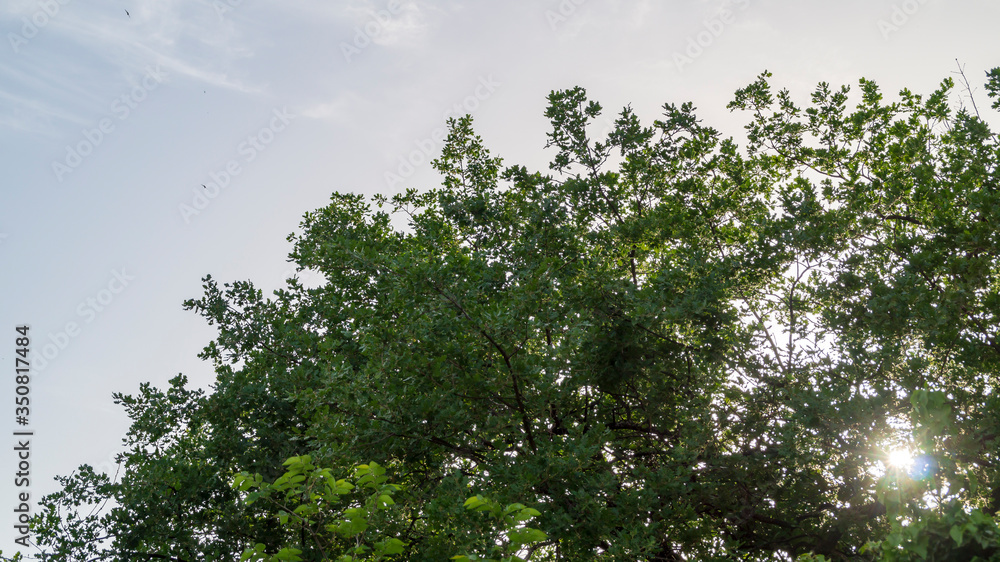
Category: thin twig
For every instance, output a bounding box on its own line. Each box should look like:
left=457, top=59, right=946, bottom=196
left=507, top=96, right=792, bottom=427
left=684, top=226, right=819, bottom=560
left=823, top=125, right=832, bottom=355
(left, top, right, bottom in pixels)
left=954, top=59, right=982, bottom=119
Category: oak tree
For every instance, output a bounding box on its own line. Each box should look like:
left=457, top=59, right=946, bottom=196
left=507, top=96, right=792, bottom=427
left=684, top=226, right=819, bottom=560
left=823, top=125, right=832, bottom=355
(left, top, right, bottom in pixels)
left=20, top=66, right=1000, bottom=561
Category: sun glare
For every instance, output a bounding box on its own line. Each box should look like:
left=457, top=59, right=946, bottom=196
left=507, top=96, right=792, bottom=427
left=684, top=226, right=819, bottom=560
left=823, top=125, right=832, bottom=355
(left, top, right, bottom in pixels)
left=887, top=448, right=914, bottom=469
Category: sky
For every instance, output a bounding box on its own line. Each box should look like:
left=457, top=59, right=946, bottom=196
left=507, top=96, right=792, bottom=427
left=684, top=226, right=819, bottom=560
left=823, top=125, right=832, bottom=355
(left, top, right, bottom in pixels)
left=1, top=0, right=998, bottom=555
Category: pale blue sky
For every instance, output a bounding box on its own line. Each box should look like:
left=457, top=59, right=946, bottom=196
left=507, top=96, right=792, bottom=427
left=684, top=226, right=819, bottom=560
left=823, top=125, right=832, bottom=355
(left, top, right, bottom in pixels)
left=1, top=0, right=998, bottom=555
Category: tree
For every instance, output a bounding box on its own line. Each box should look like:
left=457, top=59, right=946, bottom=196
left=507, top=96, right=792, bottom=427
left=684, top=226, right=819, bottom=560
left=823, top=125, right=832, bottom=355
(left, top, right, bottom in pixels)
left=21, top=66, right=1000, bottom=561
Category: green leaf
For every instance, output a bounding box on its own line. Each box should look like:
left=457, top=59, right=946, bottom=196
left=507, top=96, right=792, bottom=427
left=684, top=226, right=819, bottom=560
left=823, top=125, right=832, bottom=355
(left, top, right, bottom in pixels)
left=950, top=524, right=964, bottom=546
left=275, top=547, right=303, bottom=561
left=375, top=538, right=405, bottom=556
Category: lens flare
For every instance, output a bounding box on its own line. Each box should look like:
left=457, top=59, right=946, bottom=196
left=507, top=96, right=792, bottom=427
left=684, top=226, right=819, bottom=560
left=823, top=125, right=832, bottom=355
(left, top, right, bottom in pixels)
left=909, top=454, right=937, bottom=480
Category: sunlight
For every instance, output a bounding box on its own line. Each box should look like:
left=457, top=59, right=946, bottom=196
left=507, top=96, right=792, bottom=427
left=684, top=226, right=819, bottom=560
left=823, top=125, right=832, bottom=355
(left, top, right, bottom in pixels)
left=887, top=448, right=914, bottom=470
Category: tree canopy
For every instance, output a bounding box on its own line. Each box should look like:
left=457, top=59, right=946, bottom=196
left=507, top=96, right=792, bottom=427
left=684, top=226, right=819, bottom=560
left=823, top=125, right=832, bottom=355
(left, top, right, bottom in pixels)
left=15, top=66, right=1000, bottom=561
